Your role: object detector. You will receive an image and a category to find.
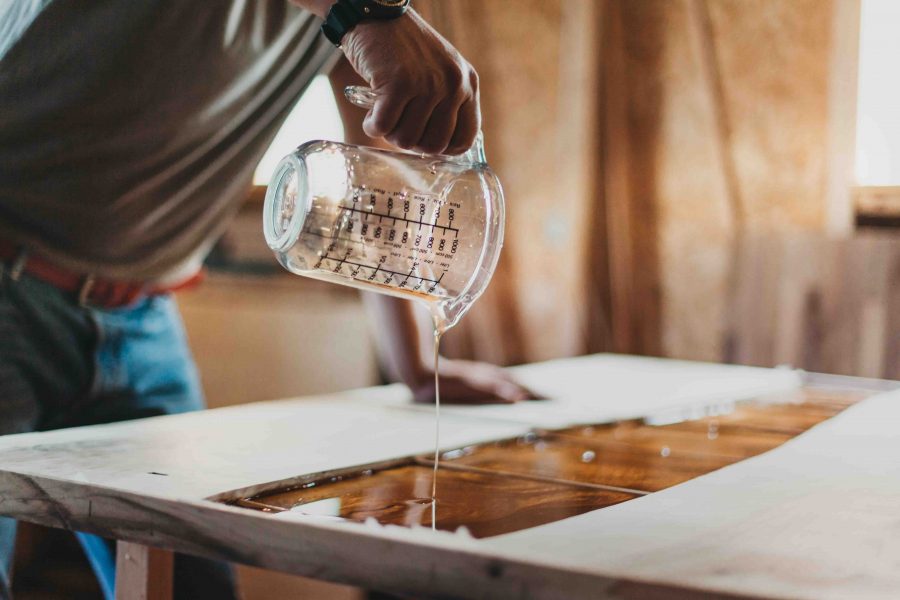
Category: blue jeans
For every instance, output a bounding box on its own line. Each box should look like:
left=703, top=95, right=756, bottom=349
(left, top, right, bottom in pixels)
left=0, top=269, right=235, bottom=599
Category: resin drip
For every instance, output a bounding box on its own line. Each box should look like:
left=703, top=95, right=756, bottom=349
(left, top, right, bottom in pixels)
left=431, top=326, right=441, bottom=529
left=429, top=306, right=451, bottom=531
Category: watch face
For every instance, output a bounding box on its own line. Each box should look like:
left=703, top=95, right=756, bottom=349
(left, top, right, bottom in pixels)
left=350, top=0, right=410, bottom=21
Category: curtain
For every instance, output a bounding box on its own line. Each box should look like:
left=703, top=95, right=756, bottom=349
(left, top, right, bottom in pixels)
left=415, top=0, right=857, bottom=366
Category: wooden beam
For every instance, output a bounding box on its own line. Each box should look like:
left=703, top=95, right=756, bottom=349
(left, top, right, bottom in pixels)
left=594, top=1, right=665, bottom=356
left=686, top=0, right=744, bottom=363
left=597, top=0, right=636, bottom=354
left=825, top=0, right=862, bottom=234
left=115, top=542, right=173, bottom=600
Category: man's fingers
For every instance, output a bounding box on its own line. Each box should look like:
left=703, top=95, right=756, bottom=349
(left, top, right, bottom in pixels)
left=416, top=94, right=464, bottom=154
left=339, top=9, right=482, bottom=152
left=445, top=96, right=480, bottom=155
left=504, top=380, right=545, bottom=401
left=452, top=381, right=515, bottom=405
left=363, top=92, right=412, bottom=139
left=492, top=381, right=529, bottom=404
left=385, top=95, right=442, bottom=150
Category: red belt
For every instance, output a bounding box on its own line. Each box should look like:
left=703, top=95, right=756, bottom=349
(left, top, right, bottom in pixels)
left=0, top=241, right=205, bottom=308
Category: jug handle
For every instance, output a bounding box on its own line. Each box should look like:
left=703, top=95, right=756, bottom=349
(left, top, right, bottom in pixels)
left=344, top=86, right=487, bottom=165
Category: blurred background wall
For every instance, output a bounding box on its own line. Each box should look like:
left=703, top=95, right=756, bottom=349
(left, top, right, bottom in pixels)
left=418, top=0, right=854, bottom=364
left=410, top=0, right=898, bottom=380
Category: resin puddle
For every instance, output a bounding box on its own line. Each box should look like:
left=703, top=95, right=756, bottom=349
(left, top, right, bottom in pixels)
left=221, top=387, right=869, bottom=538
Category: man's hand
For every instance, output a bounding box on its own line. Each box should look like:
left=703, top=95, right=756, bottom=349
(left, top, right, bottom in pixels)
left=409, top=358, right=542, bottom=405
left=340, top=10, right=480, bottom=155
left=356, top=292, right=539, bottom=406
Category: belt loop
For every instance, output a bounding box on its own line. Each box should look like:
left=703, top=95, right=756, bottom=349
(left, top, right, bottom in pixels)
left=9, top=249, right=28, bottom=281
left=77, top=274, right=96, bottom=307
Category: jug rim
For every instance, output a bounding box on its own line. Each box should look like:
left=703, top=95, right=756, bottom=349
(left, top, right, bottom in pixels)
left=264, top=153, right=310, bottom=252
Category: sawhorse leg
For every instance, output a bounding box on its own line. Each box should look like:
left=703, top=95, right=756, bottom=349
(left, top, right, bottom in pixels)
left=115, top=542, right=172, bottom=600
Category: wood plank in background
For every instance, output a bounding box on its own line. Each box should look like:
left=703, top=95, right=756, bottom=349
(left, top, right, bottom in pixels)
left=115, top=543, right=172, bottom=600
left=728, top=233, right=900, bottom=379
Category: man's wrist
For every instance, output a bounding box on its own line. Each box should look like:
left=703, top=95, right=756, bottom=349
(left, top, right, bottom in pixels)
left=321, top=0, right=411, bottom=47
left=404, top=359, right=433, bottom=389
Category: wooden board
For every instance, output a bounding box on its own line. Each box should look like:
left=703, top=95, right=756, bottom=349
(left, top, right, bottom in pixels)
left=728, top=233, right=900, bottom=379
left=0, top=355, right=895, bottom=599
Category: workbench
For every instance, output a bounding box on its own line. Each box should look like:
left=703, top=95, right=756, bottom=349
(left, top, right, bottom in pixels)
left=0, top=354, right=897, bottom=599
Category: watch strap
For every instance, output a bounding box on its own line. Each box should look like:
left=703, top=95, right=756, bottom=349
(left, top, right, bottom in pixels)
left=322, top=0, right=364, bottom=47
left=321, top=0, right=410, bottom=47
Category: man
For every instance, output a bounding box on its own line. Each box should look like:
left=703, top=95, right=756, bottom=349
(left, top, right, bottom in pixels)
left=0, top=0, right=532, bottom=597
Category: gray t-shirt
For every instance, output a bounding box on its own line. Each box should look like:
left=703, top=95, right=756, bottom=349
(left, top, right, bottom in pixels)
left=0, top=1, right=338, bottom=281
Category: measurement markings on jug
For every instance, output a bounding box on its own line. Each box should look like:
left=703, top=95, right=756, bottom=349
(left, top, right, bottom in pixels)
left=314, top=251, right=446, bottom=293
left=342, top=205, right=459, bottom=237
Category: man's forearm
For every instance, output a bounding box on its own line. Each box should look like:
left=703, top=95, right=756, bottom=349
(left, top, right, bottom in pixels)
left=364, top=294, right=430, bottom=386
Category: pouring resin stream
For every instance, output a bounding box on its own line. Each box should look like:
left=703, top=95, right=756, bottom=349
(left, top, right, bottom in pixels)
left=263, top=86, right=505, bottom=527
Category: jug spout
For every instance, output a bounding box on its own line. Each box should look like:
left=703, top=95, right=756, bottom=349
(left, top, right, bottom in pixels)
left=461, top=132, right=487, bottom=166
left=432, top=294, right=483, bottom=334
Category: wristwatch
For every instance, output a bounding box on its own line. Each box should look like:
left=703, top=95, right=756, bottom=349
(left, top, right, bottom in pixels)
left=322, top=0, right=411, bottom=47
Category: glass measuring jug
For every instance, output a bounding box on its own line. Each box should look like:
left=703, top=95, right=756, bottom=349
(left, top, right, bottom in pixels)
left=263, top=86, right=505, bottom=331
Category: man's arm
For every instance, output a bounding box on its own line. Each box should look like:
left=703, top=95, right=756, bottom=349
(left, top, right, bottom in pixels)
left=293, top=1, right=479, bottom=155
left=328, top=56, right=536, bottom=404
left=364, top=289, right=536, bottom=404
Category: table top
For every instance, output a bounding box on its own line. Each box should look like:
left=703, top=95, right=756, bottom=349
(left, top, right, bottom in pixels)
left=0, top=354, right=896, bottom=600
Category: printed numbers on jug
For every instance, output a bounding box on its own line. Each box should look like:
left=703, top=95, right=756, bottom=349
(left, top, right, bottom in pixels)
left=343, top=187, right=460, bottom=245
left=330, top=187, right=464, bottom=297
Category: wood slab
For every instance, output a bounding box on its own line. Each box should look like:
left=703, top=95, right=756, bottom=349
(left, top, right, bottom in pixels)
left=374, top=354, right=803, bottom=428
left=0, top=355, right=894, bottom=599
